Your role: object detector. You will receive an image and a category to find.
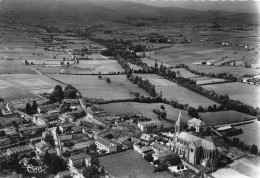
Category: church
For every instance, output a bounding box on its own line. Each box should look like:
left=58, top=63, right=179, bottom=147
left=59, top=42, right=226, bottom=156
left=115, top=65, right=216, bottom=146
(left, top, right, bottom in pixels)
left=169, top=111, right=219, bottom=169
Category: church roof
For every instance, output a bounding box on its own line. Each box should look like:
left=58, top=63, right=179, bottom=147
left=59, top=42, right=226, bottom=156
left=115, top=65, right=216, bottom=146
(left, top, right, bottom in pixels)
left=178, top=132, right=217, bottom=150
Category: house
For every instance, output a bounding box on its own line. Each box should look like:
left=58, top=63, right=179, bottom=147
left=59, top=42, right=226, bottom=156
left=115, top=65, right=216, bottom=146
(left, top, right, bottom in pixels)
left=140, top=133, right=155, bottom=146
left=62, top=99, right=80, bottom=106
left=59, top=134, right=73, bottom=142
left=35, top=141, right=50, bottom=154
left=150, top=142, right=175, bottom=161
left=7, top=144, right=33, bottom=156
left=95, top=136, right=117, bottom=153
left=138, top=120, right=162, bottom=133
left=68, top=153, right=92, bottom=168
left=59, top=123, right=76, bottom=133
left=37, top=103, right=60, bottom=113
left=34, top=114, right=59, bottom=126
left=0, top=103, right=14, bottom=116
left=18, top=125, right=46, bottom=137
left=187, top=118, right=207, bottom=133
left=133, top=144, right=153, bottom=156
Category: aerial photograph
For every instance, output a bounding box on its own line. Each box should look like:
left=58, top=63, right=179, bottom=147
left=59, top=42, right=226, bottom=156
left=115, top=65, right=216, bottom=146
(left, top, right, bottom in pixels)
left=0, top=0, right=259, bottom=177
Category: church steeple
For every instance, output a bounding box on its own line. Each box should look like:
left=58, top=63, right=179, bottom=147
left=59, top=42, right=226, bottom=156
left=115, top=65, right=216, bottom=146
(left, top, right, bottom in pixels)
left=175, top=110, right=181, bottom=135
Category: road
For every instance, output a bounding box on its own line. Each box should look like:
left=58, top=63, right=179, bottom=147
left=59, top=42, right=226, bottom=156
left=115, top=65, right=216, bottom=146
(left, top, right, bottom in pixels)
left=49, top=127, right=61, bottom=156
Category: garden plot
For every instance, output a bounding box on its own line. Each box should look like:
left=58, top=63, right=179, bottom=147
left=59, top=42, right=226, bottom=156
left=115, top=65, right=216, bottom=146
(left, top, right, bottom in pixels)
left=202, top=82, right=260, bottom=108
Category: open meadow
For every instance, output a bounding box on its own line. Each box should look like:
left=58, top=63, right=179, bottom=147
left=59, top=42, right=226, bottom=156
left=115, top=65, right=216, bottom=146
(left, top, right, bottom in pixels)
left=0, top=74, right=57, bottom=104
left=47, top=74, right=150, bottom=100
left=99, top=149, right=172, bottom=178
left=191, top=76, right=227, bottom=85
left=202, top=82, right=260, bottom=108
left=63, top=60, right=124, bottom=74
left=230, top=120, right=260, bottom=149
left=188, top=64, right=260, bottom=78
left=199, top=110, right=256, bottom=126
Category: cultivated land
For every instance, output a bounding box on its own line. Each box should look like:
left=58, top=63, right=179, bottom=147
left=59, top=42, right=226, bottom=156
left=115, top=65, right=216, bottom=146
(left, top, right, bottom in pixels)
left=0, top=74, right=57, bottom=104
left=192, top=76, right=227, bottom=85
left=69, top=60, right=124, bottom=74
left=188, top=64, right=260, bottom=78
left=128, top=102, right=192, bottom=123
left=47, top=75, right=150, bottom=100
left=99, top=102, right=141, bottom=116
left=170, top=68, right=200, bottom=78
left=230, top=120, right=260, bottom=149
left=199, top=110, right=256, bottom=126
left=202, top=82, right=260, bottom=108
left=0, top=60, right=35, bottom=74
left=99, top=149, right=172, bottom=178
left=136, top=74, right=219, bottom=108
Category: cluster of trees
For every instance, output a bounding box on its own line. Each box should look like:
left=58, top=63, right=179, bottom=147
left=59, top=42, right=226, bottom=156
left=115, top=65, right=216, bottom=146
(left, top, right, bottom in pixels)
left=44, top=150, right=68, bottom=174
left=128, top=75, right=156, bottom=97
left=224, top=137, right=259, bottom=155
left=83, top=158, right=105, bottom=178
left=25, top=100, right=38, bottom=114
left=50, top=84, right=78, bottom=103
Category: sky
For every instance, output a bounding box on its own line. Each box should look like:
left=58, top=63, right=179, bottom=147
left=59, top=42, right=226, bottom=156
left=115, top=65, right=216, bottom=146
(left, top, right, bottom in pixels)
left=139, top=0, right=260, bottom=14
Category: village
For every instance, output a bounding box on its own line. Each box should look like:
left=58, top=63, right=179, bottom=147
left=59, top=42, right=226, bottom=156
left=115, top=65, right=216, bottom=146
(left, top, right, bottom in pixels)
left=0, top=0, right=260, bottom=178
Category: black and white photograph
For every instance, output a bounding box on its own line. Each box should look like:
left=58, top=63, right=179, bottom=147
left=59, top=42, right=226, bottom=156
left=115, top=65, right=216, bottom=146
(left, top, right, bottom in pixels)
left=0, top=0, right=259, bottom=177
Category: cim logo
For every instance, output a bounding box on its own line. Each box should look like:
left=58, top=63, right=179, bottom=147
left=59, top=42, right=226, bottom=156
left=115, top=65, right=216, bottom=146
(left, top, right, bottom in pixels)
left=22, top=164, right=48, bottom=174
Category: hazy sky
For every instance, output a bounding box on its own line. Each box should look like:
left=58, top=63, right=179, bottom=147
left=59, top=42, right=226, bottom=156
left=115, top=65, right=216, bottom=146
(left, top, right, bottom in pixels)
left=139, top=0, right=260, bottom=14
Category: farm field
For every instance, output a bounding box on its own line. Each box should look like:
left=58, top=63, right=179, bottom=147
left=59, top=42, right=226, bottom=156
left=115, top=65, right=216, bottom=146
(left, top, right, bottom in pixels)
left=141, top=57, right=172, bottom=68
left=35, top=66, right=65, bottom=74
left=191, top=76, right=227, bottom=85
left=128, top=102, right=192, bottom=124
left=99, top=149, right=172, bottom=178
left=202, top=82, right=260, bottom=108
left=47, top=75, right=150, bottom=100
left=128, top=62, right=142, bottom=70
left=188, top=64, right=260, bottom=78
left=0, top=60, right=35, bottom=74
left=0, top=74, right=57, bottom=104
left=230, top=120, right=260, bottom=149
left=157, top=86, right=218, bottom=108
left=199, top=110, right=256, bottom=126
left=99, top=102, right=141, bottom=116
left=136, top=74, right=178, bottom=87
left=64, top=60, right=124, bottom=74
left=171, top=68, right=200, bottom=78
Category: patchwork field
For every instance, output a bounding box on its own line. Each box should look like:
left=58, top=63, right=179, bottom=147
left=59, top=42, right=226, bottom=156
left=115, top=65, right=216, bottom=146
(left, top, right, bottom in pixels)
left=0, top=74, right=57, bottom=104
left=36, top=66, right=65, bottom=74
left=199, top=110, right=256, bottom=126
left=136, top=74, right=177, bottom=87
left=99, top=149, right=172, bottom=178
left=202, top=82, right=260, bottom=107
left=63, top=60, right=124, bottom=74
left=47, top=75, right=150, bottom=100
left=141, top=57, right=172, bottom=68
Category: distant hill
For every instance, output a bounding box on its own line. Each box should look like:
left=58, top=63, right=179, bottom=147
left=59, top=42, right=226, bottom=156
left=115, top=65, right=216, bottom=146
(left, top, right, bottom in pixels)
left=0, top=0, right=259, bottom=28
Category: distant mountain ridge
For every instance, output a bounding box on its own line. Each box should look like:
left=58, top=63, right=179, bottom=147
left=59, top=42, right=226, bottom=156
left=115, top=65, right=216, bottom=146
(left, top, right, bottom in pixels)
left=0, top=0, right=258, bottom=27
